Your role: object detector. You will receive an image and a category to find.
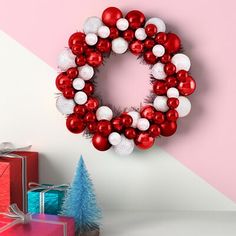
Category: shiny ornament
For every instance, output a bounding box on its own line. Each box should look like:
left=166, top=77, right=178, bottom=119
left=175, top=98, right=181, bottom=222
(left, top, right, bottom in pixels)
left=92, top=133, right=111, bottom=151
left=135, top=132, right=154, bottom=150
left=166, top=76, right=178, bottom=87
left=167, top=87, right=179, bottom=98
left=83, top=17, right=103, bottom=34
left=151, top=62, right=167, bottom=80
left=85, top=97, right=99, bottom=111
left=164, top=63, right=176, bottom=75
left=176, top=96, right=191, bottom=117
left=155, top=32, right=167, bottom=44
left=108, top=132, right=122, bottom=145
left=145, top=17, right=166, bottom=32
left=140, top=105, right=155, bottom=120
left=143, top=51, right=157, bottom=64
left=97, top=120, right=112, bottom=136
left=66, top=115, right=85, bottom=134
left=160, top=53, right=171, bottom=64
left=167, top=97, right=179, bottom=109
left=113, top=135, right=134, bottom=155
left=109, top=27, right=119, bottom=39
left=129, top=40, right=144, bottom=55
left=124, top=127, right=137, bottom=139
left=164, top=33, right=181, bottom=54
left=127, top=111, right=140, bottom=128
left=123, top=29, right=135, bottom=42
left=58, top=49, right=76, bottom=71
left=85, top=33, right=98, bottom=46
left=87, top=122, right=98, bottom=133
left=153, top=111, right=165, bottom=124
left=153, top=96, right=169, bottom=112
left=68, top=32, right=85, bottom=48
left=160, top=121, right=177, bottom=136
left=84, top=111, right=96, bottom=123
left=149, top=124, right=161, bottom=138
left=144, top=39, right=155, bottom=49
left=79, top=64, right=94, bottom=80
left=171, top=53, right=191, bottom=72
left=56, top=73, right=72, bottom=92
left=112, top=37, right=128, bottom=54
left=176, top=70, right=189, bottom=81
left=74, top=104, right=86, bottom=117
left=153, top=80, right=168, bottom=95
left=63, top=87, right=75, bottom=99
left=102, top=7, right=123, bottom=27
left=74, top=91, right=88, bottom=105
left=135, top=28, right=147, bottom=41
left=72, top=78, right=85, bottom=90
left=137, top=118, right=150, bottom=131
left=166, top=110, right=179, bottom=122
left=111, top=117, right=123, bottom=131
left=145, top=24, right=157, bottom=37
left=121, top=114, right=133, bottom=127
left=178, top=76, right=196, bottom=96
left=83, top=82, right=94, bottom=95
left=66, top=67, right=79, bottom=79
left=86, top=51, right=103, bottom=67
left=75, top=55, right=86, bottom=66
left=56, top=95, right=75, bottom=115
left=96, top=39, right=111, bottom=53
left=98, top=26, right=110, bottom=38
left=152, top=44, right=165, bottom=57
left=71, top=44, right=84, bottom=55
left=116, top=18, right=129, bottom=31
left=96, top=106, right=113, bottom=121
left=125, top=10, right=145, bottom=29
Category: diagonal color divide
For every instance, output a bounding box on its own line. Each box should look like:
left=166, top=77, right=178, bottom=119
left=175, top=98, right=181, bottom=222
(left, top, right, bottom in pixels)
left=1, top=0, right=236, bottom=203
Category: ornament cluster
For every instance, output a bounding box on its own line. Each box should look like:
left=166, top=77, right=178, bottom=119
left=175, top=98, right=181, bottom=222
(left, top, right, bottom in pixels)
left=55, top=7, right=196, bottom=155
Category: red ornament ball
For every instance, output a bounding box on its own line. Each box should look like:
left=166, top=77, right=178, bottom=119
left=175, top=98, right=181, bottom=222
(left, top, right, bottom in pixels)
left=68, top=32, right=85, bottom=48
left=164, top=33, right=181, bottom=54
left=56, top=73, right=71, bottom=92
left=97, top=120, right=112, bottom=136
left=66, top=114, right=85, bottom=134
left=63, top=87, right=75, bottom=99
left=84, top=111, right=96, bottom=123
left=140, top=105, right=155, bottom=120
left=155, top=32, right=167, bottom=44
left=124, top=127, right=137, bottom=139
left=143, top=51, right=157, bottom=64
left=153, top=80, right=168, bottom=95
left=87, top=122, right=98, bottom=134
left=66, top=67, right=78, bottom=79
left=109, top=27, right=119, bottom=39
left=129, top=40, right=144, bottom=55
left=74, top=105, right=86, bottom=117
left=123, top=29, right=135, bottom=42
left=125, top=10, right=145, bottom=29
left=111, top=117, right=123, bottom=131
left=178, top=76, right=196, bottom=96
left=166, top=110, right=179, bottom=122
left=135, top=132, right=155, bottom=150
left=166, top=76, right=178, bottom=88
left=167, top=98, right=179, bottom=109
left=149, top=124, right=161, bottom=138
left=164, top=63, right=176, bottom=75
left=153, top=111, right=165, bottom=124
left=145, top=24, right=157, bottom=37
left=92, top=133, right=111, bottom=151
left=75, top=55, right=86, bottom=66
left=96, top=39, right=111, bottom=53
left=121, top=114, right=133, bottom=128
left=160, top=53, right=171, bottom=64
left=83, top=82, right=94, bottom=95
left=85, top=97, right=99, bottom=111
left=160, top=121, right=177, bottom=136
left=102, top=7, right=123, bottom=27
left=71, top=44, right=84, bottom=55
left=86, top=51, right=103, bottom=67
left=176, top=70, right=189, bottom=81
left=144, top=39, right=155, bottom=49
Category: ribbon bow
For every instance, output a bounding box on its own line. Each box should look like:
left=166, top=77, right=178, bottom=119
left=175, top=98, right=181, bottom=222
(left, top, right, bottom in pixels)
left=0, top=142, right=32, bottom=156
left=28, top=182, right=69, bottom=191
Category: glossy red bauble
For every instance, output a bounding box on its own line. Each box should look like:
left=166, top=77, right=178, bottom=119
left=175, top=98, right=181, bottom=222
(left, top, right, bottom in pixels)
left=92, top=133, right=111, bottom=151
left=164, top=33, right=181, bottom=54
left=109, top=27, right=119, bottom=39
left=153, top=111, right=165, bottom=124
left=129, top=40, right=144, bottom=55
left=153, top=80, right=168, bottom=95
left=166, top=76, right=178, bottom=88
left=68, top=32, right=85, bottom=48
left=102, top=7, right=123, bottom=26
left=178, top=76, right=196, bottom=96
left=56, top=73, right=72, bottom=91
left=74, top=105, right=86, bottom=117
left=84, top=111, right=96, bottom=123
left=66, top=67, right=78, bottom=79
left=134, top=132, right=155, bottom=150
left=166, top=110, right=179, bottom=122
left=75, top=55, right=86, bottom=66
left=63, top=87, right=75, bottom=99
left=155, top=32, right=167, bottom=44
left=85, top=97, right=99, bottom=111
left=124, top=127, right=137, bottom=139
left=164, top=63, right=176, bottom=76
left=86, top=51, right=103, bottom=67
left=111, top=117, right=123, bottom=131
left=149, top=124, right=161, bottom=138
left=87, top=122, right=98, bottom=134
left=145, top=24, right=157, bottom=37
left=125, top=10, right=145, bottom=29
left=96, top=39, right=111, bottom=53
left=123, top=29, right=135, bottom=42
left=140, top=105, right=155, bottom=120
left=121, top=114, right=133, bottom=128
left=160, top=121, right=177, bottom=136
left=144, top=39, right=155, bottom=49
left=66, top=114, right=86, bottom=134
left=167, top=98, right=179, bottom=109
left=176, top=70, right=189, bottom=81
left=160, top=53, right=171, bottom=64
left=143, top=51, right=157, bottom=64
left=83, top=82, right=94, bottom=95
left=71, top=44, right=84, bottom=55
left=97, top=120, right=112, bottom=136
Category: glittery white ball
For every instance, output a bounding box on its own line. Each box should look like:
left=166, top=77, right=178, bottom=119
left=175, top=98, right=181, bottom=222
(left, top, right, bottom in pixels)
left=85, top=33, right=98, bottom=46
left=79, top=64, right=94, bottom=80
left=145, top=17, right=166, bottom=32
left=56, top=95, right=75, bottom=115
left=152, top=44, right=165, bottom=57
left=153, top=96, right=169, bottom=112
left=128, top=111, right=141, bottom=128
left=58, top=49, right=76, bottom=71
left=167, top=87, right=179, bottom=98
left=135, top=28, right=147, bottom=40
left=72, top=78, right=85, bottom=90
left=116, top=18, right=129, bottom=31
left=113, top=135, right=134, bottom=156
left=137, top=118, right=150, bottom=131
left=112, top=37, right=128, bottom=54
left=83, top=16, right=103, bottom=34
left=74, top=91, right=87, bottom=105
left=171, top=53, right=191, bottom=72
left=96, top=106, right=113, bottom=121
left=176, top=96, right=191, bottom=117
left=98, top=25, right=110, bottom=38
left=151, top=62, right=167, bottom=80
left=108, top=132, right=122, bottom=146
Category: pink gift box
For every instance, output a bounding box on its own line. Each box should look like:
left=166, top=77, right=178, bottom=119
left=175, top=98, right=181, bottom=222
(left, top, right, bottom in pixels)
left=0, top=214, right=75, bottom=236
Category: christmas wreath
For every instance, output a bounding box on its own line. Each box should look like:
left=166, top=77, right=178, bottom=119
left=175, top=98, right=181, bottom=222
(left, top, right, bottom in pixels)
left=56, top=7, right=196, bottom=155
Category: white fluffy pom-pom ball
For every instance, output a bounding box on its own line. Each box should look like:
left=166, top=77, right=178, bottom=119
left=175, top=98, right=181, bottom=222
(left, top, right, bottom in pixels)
left=112, top=37, right=128, bottom=54
left=135, top=28, right=147, bottom=40
left=171, top=53, right=191, bottom=72
left=98, top=25, right=110, bottom=38
left=83, top=16, right=103, bottom=34
left=96, top=106, right=113, bottom=121
left=85, top=33, right=98, bottom=46
left=153, top=96, right=169, bottom=112
left=108, top=132, right=122, bottom=146
left=74, top=91, right=87, bottom=105
left=176, top=96, right=191, bottom=117
left=128, top=111, right=141, bottom=128
left=79, top=64, right=94, bottom=80
left=116, top=18, right=129, bottom=31
left=167, top=87, right=179, bottom=98
left=152, top=44, right=165, bottom=57
left=113, top=135, right=134, bottom=156
left=58, top=48, right=76, bottom=71
left=145, top=17, right=166, bottom=32
left=56, top=95, right=75, bottom=115
left=137, top=118, right=150, bottom=131
left=72, top=78, right=85, bottom=90
left=151, top=62, right=167, bottom=80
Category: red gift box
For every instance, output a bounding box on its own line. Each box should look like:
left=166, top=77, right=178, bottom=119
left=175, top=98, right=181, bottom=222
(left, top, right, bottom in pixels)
left=0, top=143, right=38, bottom=212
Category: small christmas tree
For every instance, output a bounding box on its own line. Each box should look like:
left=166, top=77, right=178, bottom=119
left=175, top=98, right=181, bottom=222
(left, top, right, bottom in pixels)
left=60, top=156, right=101, bottom=233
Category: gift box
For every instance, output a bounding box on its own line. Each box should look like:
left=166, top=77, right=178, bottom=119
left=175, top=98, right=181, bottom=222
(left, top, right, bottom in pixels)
left=0, top=205, right=75, bottom=236
left=28, top=183, right=68, bottom=215
left=0, top=143, right=38, bottom=212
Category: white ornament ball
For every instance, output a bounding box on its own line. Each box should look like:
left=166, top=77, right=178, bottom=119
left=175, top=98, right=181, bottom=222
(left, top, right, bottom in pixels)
left=137, top=118, right=150, bottom=131
left=56, top=95, right=75, bottom=115
left=108, top=132, right=122, bottom=146
left=113, top=135, right=134, bottom=156
left=83, top=16, right=103, bottom=34
left=116, top=18, right=129, bottom=31
left=171, top=53, right=191, bottom=72
left=153, top=96, right=169, bottom=112
left=98, top=25, right=110, bottom=38
left=85, top=33, right=98, bottom=46
left=58, top=49, right=76, bottom=71
left=96, top=106, right=113, bottom=121
left=112, top=37, right=128, bottom=54
left=152, top=44, right=165, bottom=57
left=151, top=62, right=167, bottom=80
left=167, top=87, right=179, bottom=98
left=74, top=91, right=87, bottom=105
left=176, top=96, right=191, bottom=117
left=135, top=28, right=147, bottom=40
left=128, top=111, right=141, bottom=128
left=79, top=64, right=94, bottom=80
left=72, top=78, right=85, bottom=90
left=145, top=17, right=166, bottom=32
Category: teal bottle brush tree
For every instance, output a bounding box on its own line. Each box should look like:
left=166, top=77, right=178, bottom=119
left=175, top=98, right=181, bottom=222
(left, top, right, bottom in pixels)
left=60, top=156, right=101, bottom=234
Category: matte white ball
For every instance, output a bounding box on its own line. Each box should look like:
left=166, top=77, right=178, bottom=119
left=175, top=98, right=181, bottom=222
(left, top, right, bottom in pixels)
left=96, top=106, right=113, bottom=121
left=98, top=26, right=110, bottom=38
left=135, top=28, right=147, bottom=40
left=58, top=49, right=76, bottom=71
left=145, top=17, right=166, bottom=32
left=113, top=135, right=134, bottom=156
left=83, top=16, right=103, bottom=34
left=79, top=64, right=94, bottom=80
left=167, top=87, right=179, bottom=98
left=171, top=53, right=191, bottom=72
left=116, top=18, right=129, bottom=31
left=56, top=95, right=75, bottom=115
left=112, top=37, right=128, bottom=54
left=176, top=96, right=191, bottom=117
left=153, top=96, right=169, bottom=112
left=137, top=118, right=150, bottom=131
left=152, top=44, right=165, bottom=57
left=108, top=132, right=122, bottom=146
left=74, top=91, right=87, bottom=105
left=72, top=78, right=85, bottom=90
left=85, top=33, right=98, bottom=46
left=128, top=111, right=141, bottom=128
left=151, top=62, right=167, bottom=80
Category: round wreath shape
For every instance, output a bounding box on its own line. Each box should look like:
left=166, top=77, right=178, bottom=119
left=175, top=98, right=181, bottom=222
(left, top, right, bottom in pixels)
left=55, top=7, right=196, bottom=156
